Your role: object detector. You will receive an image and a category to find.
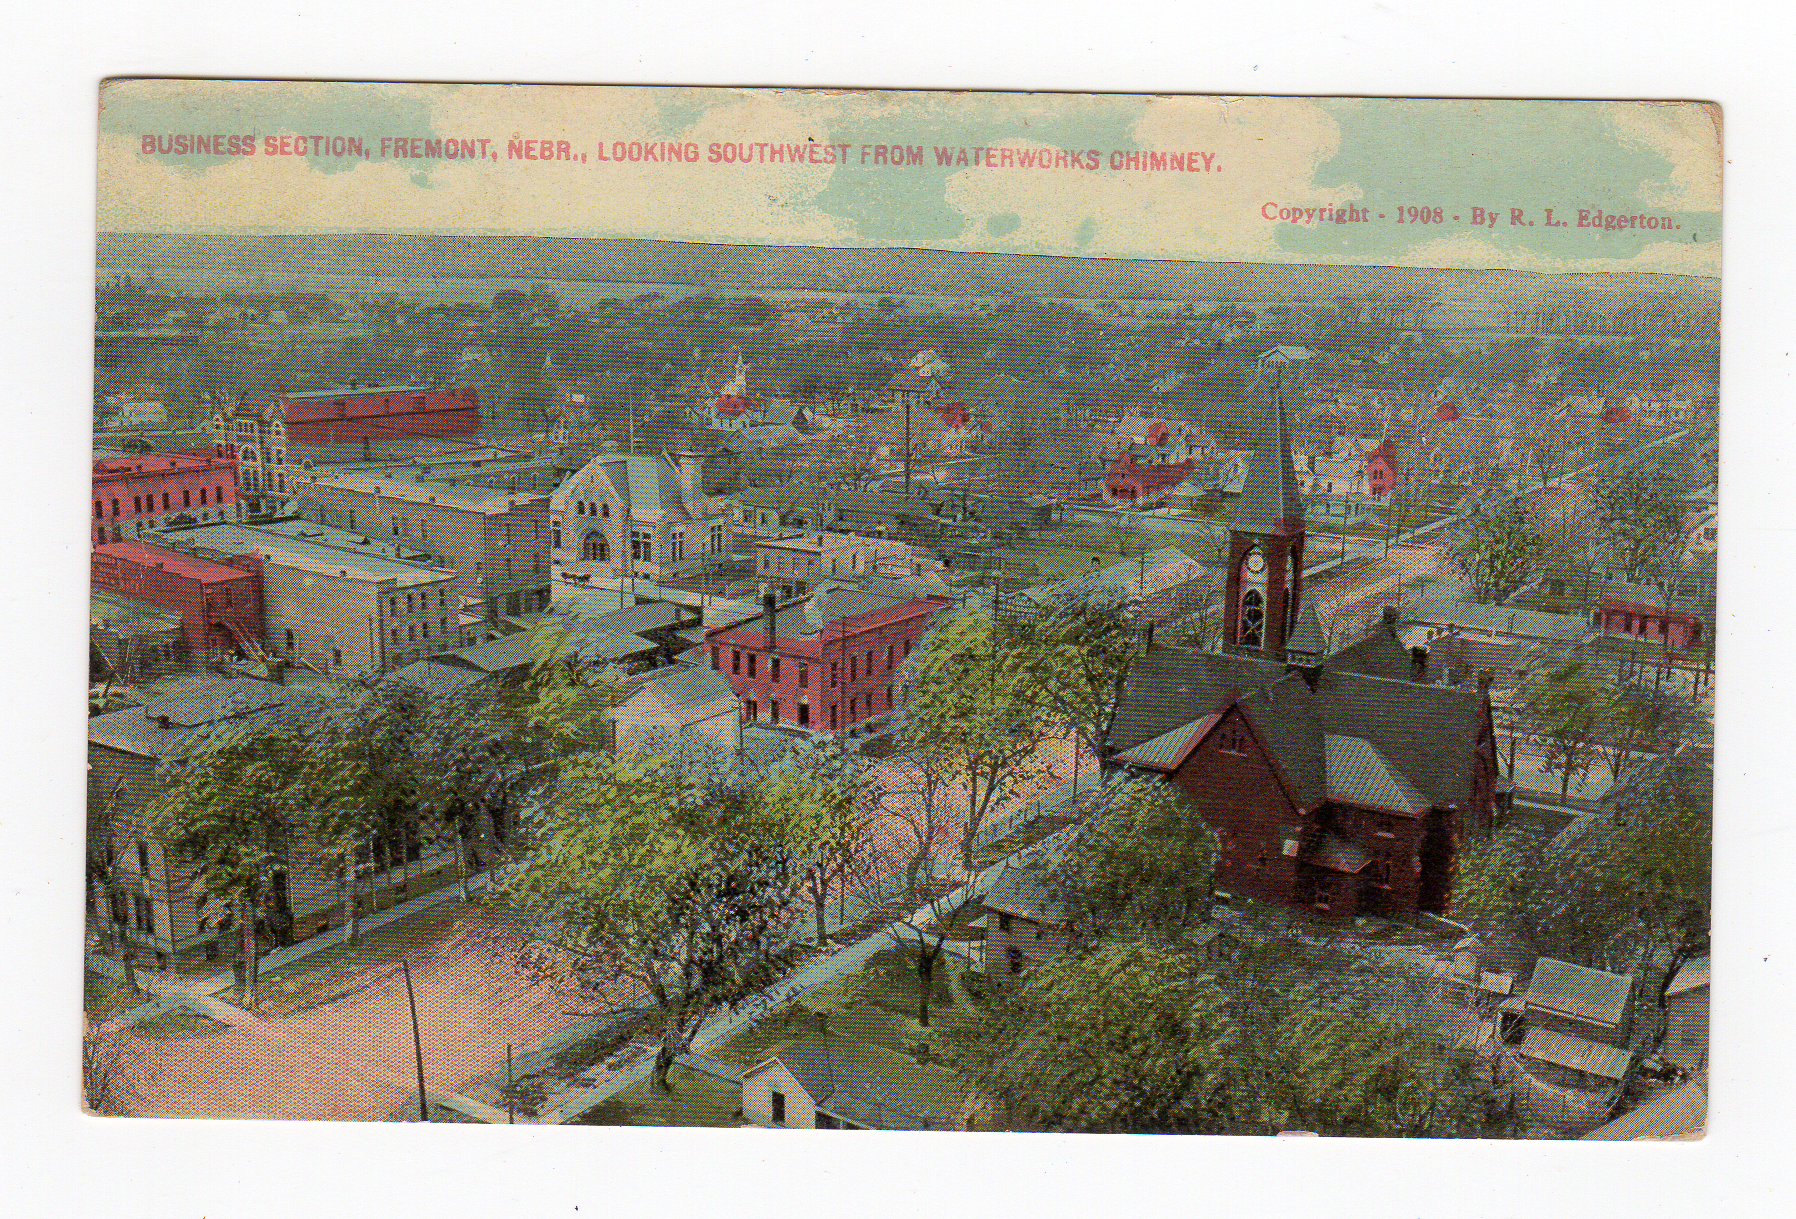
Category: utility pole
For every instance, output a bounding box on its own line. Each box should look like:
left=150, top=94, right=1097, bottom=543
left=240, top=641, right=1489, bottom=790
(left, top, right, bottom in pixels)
left=903, top=394, right=912, bottom=495
left=402, top=959, right=429, bottom=1121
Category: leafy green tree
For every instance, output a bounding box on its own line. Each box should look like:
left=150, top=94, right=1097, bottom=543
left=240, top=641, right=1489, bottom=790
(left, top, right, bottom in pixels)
left=898, top=608, right=1053, bottom=869
left=1019, top=578, right=1143, bottom=793
left=747, top=738, right=875, bottom=947
left=497, top=752, right=805, bottom=1091
left=942, top=938, right=1235, bottom=1133
left=1597, top=754, right=1711, bottom=977
left=1594, top=463, right=1686, bottom=581
left=1449, top=501, right=1544, bottom=604
left=1050, top=778, right=1219, bottom=946
left=1516, top=656, right=1607, bottom=800
left=146, top=722, right=300, bottom=1006
left=407, top=685, right=543, bottom=900
left=292, top=685, right=420, bottom=945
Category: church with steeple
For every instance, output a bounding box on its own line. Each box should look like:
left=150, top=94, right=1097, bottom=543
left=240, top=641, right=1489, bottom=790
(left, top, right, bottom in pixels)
left=1102, top=361, right=1499, bottom=919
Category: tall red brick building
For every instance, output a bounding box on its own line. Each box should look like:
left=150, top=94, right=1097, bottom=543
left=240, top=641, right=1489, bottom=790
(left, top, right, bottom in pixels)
left=90, top=541, right=264, bottom=660
left=92, top=451, right=241, bottom=546
left=706, top=586, right=951, bottom=732
left=1106, top=381, right=1498, bottom=919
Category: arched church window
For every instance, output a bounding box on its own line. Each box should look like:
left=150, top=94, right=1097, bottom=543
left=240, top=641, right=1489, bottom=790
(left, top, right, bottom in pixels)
left=1240, top=588, right=1264, bottom=647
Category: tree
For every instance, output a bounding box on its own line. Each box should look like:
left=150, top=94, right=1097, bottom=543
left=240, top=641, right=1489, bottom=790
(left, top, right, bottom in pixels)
left=85, top=775, right=140, bottom=993
left=1594, top=463, right=1686, bottom=581
left=497, top=752, right=805, bottom=1092
left=293, top=685, right=420, bottom=945
left=941, top=938, right=1236, bottom=1132
left=82, top=1018, right=147, bottom=1115
left=1449, top=501, right=1544, bottom=604
left=897, top=608, right=1053, bottom=869
left=1597, top=753, right=1711, bottom=978
left=408, top=685, right=543, bottom=900
left=1049, top=778, right=1219, bottom=946
left=748, top=737, right=877, bottom=947
left=145, top=721, right=298, bottom=1006
left=1018, top=578, right=1143, bottom=794
left=1515, top=656, right=1607, bottom=800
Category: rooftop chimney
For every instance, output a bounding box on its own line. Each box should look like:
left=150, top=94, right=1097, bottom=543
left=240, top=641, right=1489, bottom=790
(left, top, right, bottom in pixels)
left=1408, top=645, right=1429, bottom=683
left=1475, top=667, right=1494, bottom=696
left=1382, top=605, right=1399, bottom=625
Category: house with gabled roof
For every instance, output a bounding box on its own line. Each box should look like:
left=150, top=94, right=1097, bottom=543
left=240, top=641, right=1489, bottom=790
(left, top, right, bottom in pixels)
left=1103, top=381, right=1499, bottom=919
left=740, top=1036, right=966, bottom=1130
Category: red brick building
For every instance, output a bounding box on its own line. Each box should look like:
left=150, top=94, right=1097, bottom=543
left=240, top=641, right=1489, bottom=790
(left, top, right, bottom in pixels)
left=1105, top=455, right=1195, bottom=505
left=270, top=383, right=480, bottom=445
left=1595, top=583, right=1703, bottom=651
left=91, top=541, right=264, bottom=659
left=1365, top=440, right=1398, bottom=498
left=705, top=586, right=951, bottom=732
left=1106, top=385, right=1497, bottom=919
left=92, top=451, right=241, bottom=546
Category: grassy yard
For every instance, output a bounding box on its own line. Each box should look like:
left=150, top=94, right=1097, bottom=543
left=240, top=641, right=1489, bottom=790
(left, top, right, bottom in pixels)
left=216, top=904, right=468, bottom=1015
left=84, top=971, right=144, bottom=1021
left=571, top=1064, right=744, bottom=1127
left=131, top=1010, right=228, bottom=1039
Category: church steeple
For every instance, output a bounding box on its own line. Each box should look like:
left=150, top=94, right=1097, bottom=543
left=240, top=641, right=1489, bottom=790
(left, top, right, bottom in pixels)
left=1224, top=359, right=1308, bottom=659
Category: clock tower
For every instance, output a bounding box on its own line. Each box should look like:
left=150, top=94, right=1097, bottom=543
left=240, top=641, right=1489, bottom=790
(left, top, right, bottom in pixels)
left=1224, top=372, right=1306, bottom=659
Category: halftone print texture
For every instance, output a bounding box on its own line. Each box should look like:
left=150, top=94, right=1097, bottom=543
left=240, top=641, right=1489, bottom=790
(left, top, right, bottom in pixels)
left=86, top=83, right=1714, bottom=1138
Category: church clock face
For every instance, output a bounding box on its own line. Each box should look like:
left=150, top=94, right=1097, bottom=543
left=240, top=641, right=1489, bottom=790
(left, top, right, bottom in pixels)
left=1244, top=550, right=1267, bottom=575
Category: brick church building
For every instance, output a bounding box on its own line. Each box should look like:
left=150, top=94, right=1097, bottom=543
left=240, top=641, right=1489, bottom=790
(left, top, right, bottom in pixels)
left=1105, top=369, right=1498, bottom=918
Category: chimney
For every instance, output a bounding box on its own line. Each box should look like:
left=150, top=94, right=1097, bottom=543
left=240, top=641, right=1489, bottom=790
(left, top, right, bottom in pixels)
left=1475, top=667, right=1494, bottom=696
left=674, top=450, right=705, bottom=514
left=762, top=592, right=777, bottom=643
left=1408, top=645, right=1429, bottom=683
left=1382, top=605, right=1399, bottom=631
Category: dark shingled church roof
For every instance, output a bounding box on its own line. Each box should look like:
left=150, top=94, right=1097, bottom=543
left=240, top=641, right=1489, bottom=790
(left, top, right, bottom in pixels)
left=1231, top=386, right=1304, bottom=535
left=1108, top=642, right=1486, bottom=812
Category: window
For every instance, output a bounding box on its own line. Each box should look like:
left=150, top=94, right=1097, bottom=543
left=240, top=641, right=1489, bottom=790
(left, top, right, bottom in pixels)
left=388, top=597, right=399, bottom=617
left=421, top=622, right=430, bottom=640
left=1217, top=722, right=1249, bottom=755
left=885, top=644, right=894, bottom=669
left=901, top=638, right=911, bottom=658
left=1239, top=588, right=1265, bottom=648
left=849, top=697, right=858, bottom=720
left=770, top=656, right=780, bottom=682
left=1007, top=946, right=1024, bottom=975
left=284, top=629, right=295, bottom=651
left=711, top=648, right=721, bottom=670
left=798, top=702, right=810, bottom=727
left=132, top=495, right=142, bottom=514
left=798, top=662, right=808, bottom=688
left=671, top=530, right=685, bottom=561
left=849, top=656, right=857, bottom=682
left=437, top=588, right=446, bottom=609
left=770, top=700, right=780, bottom=722
left=181, top=490, right=190, bottom=508
left=553, top=528, right=562, bottom=550
left=997, top=912, right=1012, bottom=934
left=136, top=841, right=149, bottom=873
left=391, top=628, right=400, bottom=645
left=111, top=498, right=120, bottom=516
left=406, top=593, right=415, bottom=614
left=771, top=1091, right=786, bottom=1124
left=630, top=529, right=652, bottom=561
left=601, top=503, right=610, bottom=518
left=829, top=661, right=839, bottom=687
left=162, top=492, right=170, bottom=511
left=332, top=648, right=342, bottom=667
left=94, top=500, right=103, bottom=519
left=709, top=523, right=724, bottom=553
left=747, top=653, right=757, bottom=678
left=440, top=618, right=448, bottom=635
left=732, top=650, right=741, bottom=675
left=199, top=487, right=208, bottom=506
left=745, top=699, right=758, bottom=722
left=815, top=1112, right=837, bottom=1129
left=217, top=485, right=226, bottom=503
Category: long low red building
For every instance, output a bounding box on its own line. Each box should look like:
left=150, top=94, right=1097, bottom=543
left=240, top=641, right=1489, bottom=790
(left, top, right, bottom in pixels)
left=273, top=384, right=480, bottom=445
left=91, top=541, right=264, bottom=660
left=706, top=586, right=951, bottom=733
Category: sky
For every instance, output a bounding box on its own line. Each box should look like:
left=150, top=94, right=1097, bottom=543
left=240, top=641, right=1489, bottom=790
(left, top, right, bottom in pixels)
left=98, top=82, right=1720, bottom=278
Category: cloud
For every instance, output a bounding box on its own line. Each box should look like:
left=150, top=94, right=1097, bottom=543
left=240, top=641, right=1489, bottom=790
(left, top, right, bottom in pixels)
left=1603, top=101, right=1723, bottom=214
left=935, top=96, right=1346, bottom=261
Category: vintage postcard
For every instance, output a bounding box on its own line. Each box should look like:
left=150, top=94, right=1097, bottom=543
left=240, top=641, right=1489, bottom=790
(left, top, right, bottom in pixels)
left=86, top=82, right=1717, bottom=1140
